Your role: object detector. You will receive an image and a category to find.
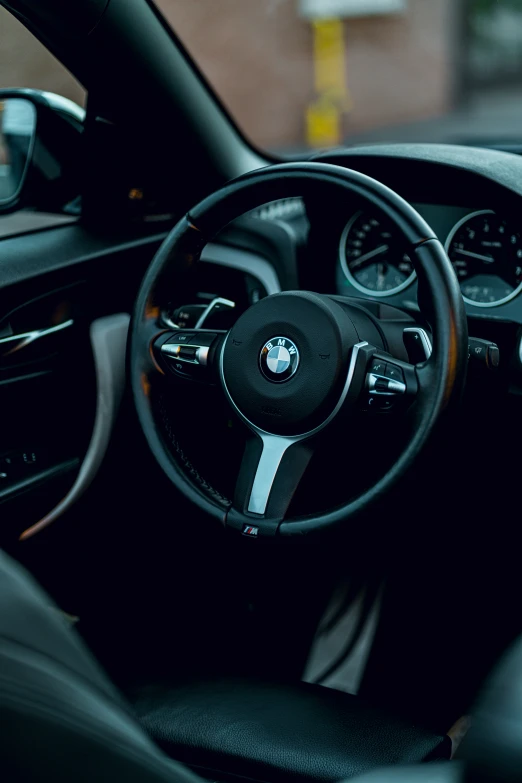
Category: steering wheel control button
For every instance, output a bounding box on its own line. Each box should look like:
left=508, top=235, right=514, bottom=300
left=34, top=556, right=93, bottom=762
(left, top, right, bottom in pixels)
left=172, top=332, right=195, bottom=344
left=161, top=332, right=218, bottom=379
left=260, top=337, right=300, bottom=383
left=363, top=394, right=393, bottom=412
left=385, top=364, right=405, bottom=383
left=179, top=346, right=198, bottom=361
left=369, top=359, right=387, bottom=376
left=367, top=372, right=407, bottom=396
left=374, top=376, right=390, bottom=392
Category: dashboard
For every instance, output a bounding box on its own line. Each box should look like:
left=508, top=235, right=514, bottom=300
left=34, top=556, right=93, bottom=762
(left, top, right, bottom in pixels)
left=336, top=204, right=522, bottom=308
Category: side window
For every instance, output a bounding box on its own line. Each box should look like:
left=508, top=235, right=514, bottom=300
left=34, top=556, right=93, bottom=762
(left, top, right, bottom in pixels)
left=0, top=8, right=85, bottom=106
left=0, top=7, right=86, bottom=237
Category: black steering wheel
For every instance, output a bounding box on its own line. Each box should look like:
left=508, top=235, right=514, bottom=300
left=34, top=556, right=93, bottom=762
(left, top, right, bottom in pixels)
left=130, top=162, right=468, bottom=537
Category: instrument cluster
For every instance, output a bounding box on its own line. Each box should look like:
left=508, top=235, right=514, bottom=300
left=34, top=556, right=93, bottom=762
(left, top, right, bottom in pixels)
left=338, top=205, right=522, bottom=308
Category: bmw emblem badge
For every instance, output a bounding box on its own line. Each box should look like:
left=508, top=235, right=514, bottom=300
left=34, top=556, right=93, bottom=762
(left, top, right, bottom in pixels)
left=259, top=337, right=300, bottom=383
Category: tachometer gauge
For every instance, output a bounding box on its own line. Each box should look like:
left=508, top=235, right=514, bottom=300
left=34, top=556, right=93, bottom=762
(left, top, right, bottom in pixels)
left=340, top=211, right=415, bottom=296
left=445, top=210, right=522, bottom=307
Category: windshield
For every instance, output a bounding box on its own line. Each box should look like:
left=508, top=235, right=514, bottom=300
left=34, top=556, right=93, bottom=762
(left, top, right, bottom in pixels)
left=159, top=0, right=522, bottom=154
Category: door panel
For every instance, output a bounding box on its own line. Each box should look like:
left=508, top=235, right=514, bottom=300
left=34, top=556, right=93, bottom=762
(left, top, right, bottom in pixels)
left=0, top=219, right=285, bottom=545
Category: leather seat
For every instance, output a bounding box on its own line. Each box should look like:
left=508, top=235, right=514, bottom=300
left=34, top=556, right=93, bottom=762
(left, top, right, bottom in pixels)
left=0, top=549, right=196, bottom=783
left=0, top=548, right=449, bottom=782
left=130, top=678, right=450, bottom=782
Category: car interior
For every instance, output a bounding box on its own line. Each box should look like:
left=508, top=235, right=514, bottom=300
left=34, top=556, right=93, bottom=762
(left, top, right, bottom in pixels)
left=2, top=1, right=522, bottom=781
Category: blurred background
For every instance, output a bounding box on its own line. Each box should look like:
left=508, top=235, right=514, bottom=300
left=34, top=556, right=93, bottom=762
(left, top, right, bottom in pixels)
left=2, top=0, right=522, bottom=153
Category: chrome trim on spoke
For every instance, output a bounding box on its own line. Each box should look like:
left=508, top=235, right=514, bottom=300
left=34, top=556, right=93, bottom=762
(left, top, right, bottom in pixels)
left=248, top=435, right=294, bottom=515
left=220, top=340, right=368, bottom=516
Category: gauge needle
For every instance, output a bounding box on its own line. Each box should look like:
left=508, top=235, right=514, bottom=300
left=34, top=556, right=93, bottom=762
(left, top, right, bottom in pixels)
left=377, top=263, right=386, bottom=290
left=350, top=244, right=389, bottom=269
left=455, top=248, right=494, bottom=264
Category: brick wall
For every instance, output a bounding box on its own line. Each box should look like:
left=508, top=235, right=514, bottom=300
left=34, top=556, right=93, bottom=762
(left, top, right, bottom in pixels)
left=159, top=0, right=457, bottom=149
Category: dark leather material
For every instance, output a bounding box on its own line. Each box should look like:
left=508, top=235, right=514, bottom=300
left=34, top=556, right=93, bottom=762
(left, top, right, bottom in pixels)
left=0, top=550, right=201, bottom=783
left=456, top=633, right=522, bottom=782
left=130, top=677, right=451, bottom=783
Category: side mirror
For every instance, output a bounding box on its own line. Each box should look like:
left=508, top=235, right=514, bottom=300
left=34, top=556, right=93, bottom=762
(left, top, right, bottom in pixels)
left=0, top=97, right=37, bottom=207
left=0, top=89, right=84, bottom=215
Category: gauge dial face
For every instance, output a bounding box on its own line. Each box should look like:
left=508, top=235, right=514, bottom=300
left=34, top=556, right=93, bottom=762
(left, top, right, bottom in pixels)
left=445, top=210, right=522, bottom=307
left=340, top=211, right=415, bottom=296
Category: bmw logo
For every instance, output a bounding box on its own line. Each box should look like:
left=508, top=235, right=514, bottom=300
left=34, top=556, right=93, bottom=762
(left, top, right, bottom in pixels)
left=259, top=337, right=300, bottom=383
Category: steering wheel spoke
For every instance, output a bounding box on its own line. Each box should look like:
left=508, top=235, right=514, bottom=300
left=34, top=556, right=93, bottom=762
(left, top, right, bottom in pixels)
left=153, top=328, right=226, bottom=383
left=229, top=434, right=315, bottom=536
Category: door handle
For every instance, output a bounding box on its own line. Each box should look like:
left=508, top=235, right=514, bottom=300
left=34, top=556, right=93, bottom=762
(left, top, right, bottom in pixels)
left=0, top=319, right=74, bottom=357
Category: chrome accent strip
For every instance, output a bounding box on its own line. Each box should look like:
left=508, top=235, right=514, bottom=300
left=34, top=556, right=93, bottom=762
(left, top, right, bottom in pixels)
left=201, top=244, right=281, bottom=295
left=367, top=373, right=406, bottom=395
left=220, top=340, right=368, bottom=516
left=19, top=314, right=130, bottom=540
left=0, top=319, right=74, bottom=357
left=161, top=343, right=181, bottom=358
left=197, top=346, right=210, bottom=366
left=161, top=342, right=210, bottom=366
left=403, top=327, right=432, bottom=361
left=195, top=297, right=235, bottom=329
left=248, top=435, right=293, bottom=515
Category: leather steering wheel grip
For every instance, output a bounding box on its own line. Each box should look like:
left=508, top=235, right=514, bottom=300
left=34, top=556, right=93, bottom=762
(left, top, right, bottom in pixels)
left=130, top=162, right=468, bottom=536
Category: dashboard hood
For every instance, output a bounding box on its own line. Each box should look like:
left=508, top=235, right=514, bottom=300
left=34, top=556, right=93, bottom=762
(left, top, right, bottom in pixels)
left=314, top=143, right=522, bottom=202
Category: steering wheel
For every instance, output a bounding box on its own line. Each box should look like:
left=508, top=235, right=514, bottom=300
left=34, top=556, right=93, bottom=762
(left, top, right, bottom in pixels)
left=130, top=162, right=467, bottom=537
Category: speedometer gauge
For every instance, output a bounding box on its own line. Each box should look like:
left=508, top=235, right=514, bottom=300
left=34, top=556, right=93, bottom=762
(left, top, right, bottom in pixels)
left=340, top=211, right=415, bottom=296
left=445, top=210, right=522, bottom=307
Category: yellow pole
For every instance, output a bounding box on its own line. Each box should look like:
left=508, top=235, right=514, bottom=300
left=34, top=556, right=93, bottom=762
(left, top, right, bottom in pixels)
left=306, top=18, right=352, bottom=148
